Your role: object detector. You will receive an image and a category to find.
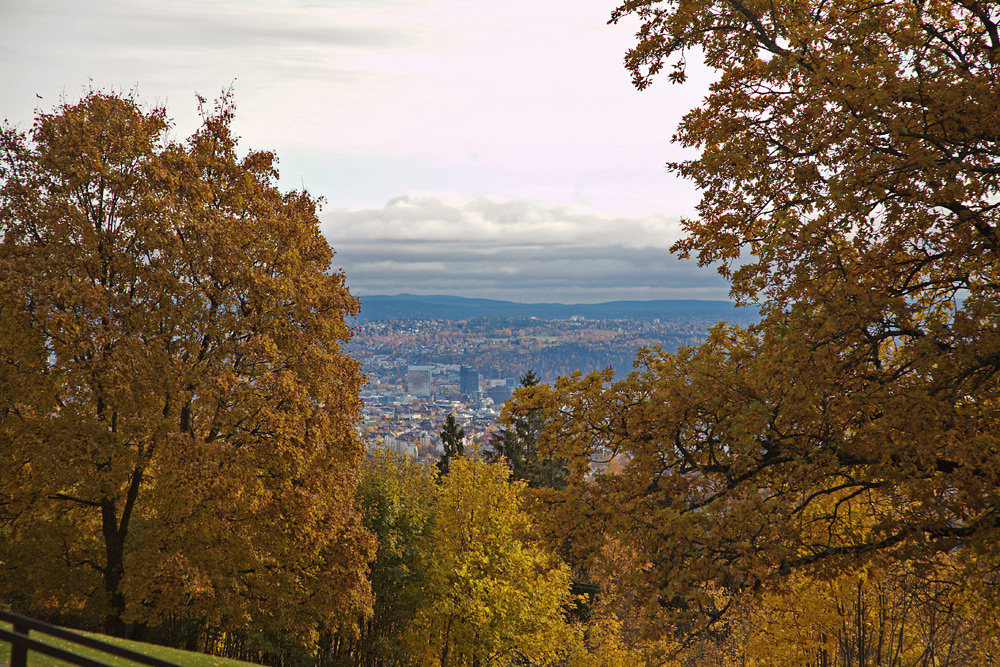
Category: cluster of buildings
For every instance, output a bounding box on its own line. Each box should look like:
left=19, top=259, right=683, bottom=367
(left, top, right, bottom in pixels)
left=405, top=365, right=519, bottom=407
left=359, top=364, right=522, bottom=463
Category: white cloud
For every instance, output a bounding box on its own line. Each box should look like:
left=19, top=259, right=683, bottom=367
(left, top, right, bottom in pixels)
left=323, top=194, right=729, bottom=303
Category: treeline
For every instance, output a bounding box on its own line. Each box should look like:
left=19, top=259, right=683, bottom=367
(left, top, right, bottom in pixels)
left=353, top=295, right=757, bottom=323
left=337, top=389, right=1000, bottom=666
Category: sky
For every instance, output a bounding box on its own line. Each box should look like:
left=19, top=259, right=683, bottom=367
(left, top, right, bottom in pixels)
left=0, top=0, right=730, bottom=304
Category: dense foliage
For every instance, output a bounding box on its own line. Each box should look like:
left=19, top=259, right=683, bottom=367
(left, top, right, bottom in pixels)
left=344, top=453, right=626, bottom=667
left=506, top=0, right=1000, bottom=659
left=0, top=92, right=372, bottom=646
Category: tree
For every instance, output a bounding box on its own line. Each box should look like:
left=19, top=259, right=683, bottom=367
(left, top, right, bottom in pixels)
left=511, top=0, right=1000, bottom=639
left=659, top=553, right=1000, bottom=667
left=330, top=451, right=437, bottom=667
left=735, top=560, right=999, bottom=667
left=405, top=456, right=577, bottom=667
left=613, top=0, right=1000, bottom=345
left=491, top=370, right=567, bottom=490
left=0, top=91, right=373, bottom=642
left=436, top=413, right=465, bottom=476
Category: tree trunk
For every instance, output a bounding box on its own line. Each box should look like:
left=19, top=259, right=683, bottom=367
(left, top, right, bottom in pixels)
left=100, top=466, right=144, bottom=636
left=101, top=497, right=127, bottom=636
left=440, top=616, right=453, bottom=667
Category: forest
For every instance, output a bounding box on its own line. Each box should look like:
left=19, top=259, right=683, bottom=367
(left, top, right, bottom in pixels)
left=1, top=0, right=999, bottom=665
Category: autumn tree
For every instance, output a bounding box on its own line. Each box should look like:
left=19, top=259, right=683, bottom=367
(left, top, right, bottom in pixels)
left=405, top=457, right=577, bottom=667
left=655, top=552, right=1000, bottom=667
left=736, top=561, right=1000, bottom=667
left=511, top=0, right=1000, bottom=640
left=0, top=91, right=373, bottom=643
left=329, top=451, right=436, bottom=667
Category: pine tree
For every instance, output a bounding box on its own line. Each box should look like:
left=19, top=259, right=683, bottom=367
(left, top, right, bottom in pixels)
left=436, top=413, right=466, bottom=476
left=491, top=371, right=567, bottom=490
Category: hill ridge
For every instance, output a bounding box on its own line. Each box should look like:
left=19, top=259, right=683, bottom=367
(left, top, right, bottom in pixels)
left=354, top=293, right=758, bottom=322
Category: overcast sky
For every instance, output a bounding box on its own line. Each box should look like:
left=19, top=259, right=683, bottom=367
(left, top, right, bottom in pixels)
left=0, top=0, right=729, bottom=303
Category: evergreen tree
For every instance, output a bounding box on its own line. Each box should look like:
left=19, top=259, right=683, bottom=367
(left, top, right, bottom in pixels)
left=490, top=371, right=567, bottom=490
left=436, top=413, right=465, bottom=476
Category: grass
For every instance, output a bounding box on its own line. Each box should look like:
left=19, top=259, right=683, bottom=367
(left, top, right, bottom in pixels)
left=0, top=624, right=261, bottom=667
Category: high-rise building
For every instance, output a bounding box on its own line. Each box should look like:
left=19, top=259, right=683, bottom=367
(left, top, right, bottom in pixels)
left=407, top=365, right=432, bottom=397
left=485, top=381, right=514, bottom=405
left=459, top=365, right=480, bottom=397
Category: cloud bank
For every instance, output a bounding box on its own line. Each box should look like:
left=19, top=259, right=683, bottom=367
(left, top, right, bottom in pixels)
left=323, top=194, right=731, bottom=303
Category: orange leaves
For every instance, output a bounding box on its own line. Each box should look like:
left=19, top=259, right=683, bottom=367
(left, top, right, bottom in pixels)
left=0, top=90, right=370, bottom=641
left=515, top=300, right=1000, bottom=639
left=568, top=4, right=1000, bottom=639
left=621, top=0, right=1000, bottom=309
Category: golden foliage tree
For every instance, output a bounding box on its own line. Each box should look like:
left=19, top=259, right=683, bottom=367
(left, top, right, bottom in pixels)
left=737, top=561, right=1000, bottom=667
left=0, top=91, right=372, bottom=642
left=510, top=0, right=1000, bottom=640
left=405, top=456, right=577, bottom=667
left=345, top=452, right=655, bottom=667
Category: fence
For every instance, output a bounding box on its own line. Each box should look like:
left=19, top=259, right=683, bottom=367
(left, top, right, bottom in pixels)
left=0, top=611, right=180, bottom=667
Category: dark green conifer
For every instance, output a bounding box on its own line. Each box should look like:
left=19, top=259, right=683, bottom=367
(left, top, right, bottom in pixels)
left=436, top=413, right=466, bottom=476
left=489, top=370, right=567, bottom=489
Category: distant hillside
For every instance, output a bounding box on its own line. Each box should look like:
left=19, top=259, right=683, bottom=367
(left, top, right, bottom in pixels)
left=355, top=294, right=758, bottom=322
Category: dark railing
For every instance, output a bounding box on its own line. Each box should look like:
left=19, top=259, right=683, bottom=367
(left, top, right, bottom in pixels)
left=0, top=611, right=181, bottom=667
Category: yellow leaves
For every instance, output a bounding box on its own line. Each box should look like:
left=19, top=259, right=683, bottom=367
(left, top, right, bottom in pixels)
left=404, top=456, right=577, bottom=667
left=715, top=558, right=1000, bottom=667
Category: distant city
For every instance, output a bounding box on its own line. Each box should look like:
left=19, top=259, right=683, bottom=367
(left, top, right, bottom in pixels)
left=358, top=361, right=516, bottom=461
left=350, top=295, right=757, bottom=462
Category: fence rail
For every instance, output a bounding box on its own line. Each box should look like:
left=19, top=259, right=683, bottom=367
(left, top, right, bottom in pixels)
left=0, top=611, right=180, bottom=667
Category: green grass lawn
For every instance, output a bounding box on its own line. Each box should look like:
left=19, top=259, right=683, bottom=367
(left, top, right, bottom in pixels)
left=0, top=624, right=262, bottom=667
